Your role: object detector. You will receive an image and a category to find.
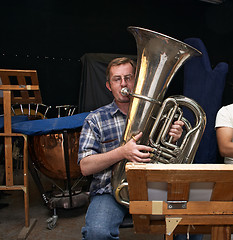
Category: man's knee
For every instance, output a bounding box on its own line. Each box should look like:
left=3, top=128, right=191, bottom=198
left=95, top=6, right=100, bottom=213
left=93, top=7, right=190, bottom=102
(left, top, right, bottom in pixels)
left=82, top=225, right=118, bottom=240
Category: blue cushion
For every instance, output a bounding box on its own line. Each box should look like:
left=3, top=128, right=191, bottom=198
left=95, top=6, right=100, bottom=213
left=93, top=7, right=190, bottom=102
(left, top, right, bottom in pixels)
left=12, top=112, right=90, bottom=136
left=183, top=38, right=228, bottom=163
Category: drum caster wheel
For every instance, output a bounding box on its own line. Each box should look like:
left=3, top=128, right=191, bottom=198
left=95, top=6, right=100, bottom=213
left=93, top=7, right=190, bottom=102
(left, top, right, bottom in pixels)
left=46, top=214, right=58, bottom=230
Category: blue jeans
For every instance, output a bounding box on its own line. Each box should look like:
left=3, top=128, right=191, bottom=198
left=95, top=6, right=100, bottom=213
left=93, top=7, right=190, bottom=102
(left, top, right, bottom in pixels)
left=174, top=234, right=203, bottom=240
left=82, top=193, right=128, bottom=240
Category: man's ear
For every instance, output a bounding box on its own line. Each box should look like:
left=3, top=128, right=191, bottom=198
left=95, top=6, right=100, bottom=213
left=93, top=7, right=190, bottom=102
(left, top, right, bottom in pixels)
left=106, top=81, right=112, bottom=92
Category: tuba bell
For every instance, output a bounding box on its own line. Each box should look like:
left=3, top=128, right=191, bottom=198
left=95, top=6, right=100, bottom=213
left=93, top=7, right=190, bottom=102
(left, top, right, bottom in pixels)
left=111, top=26, right=206, bottom=207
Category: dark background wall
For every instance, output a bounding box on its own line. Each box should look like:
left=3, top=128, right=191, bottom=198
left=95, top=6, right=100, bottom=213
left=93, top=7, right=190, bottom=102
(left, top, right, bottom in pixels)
left=0, top=0, right=232, bottom=108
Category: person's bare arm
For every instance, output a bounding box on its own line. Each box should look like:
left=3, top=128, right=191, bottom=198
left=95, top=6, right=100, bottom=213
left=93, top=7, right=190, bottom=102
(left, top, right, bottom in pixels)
left=80, top=132, right=153, bottom=176
left=216, top=127, right=233, bottom=157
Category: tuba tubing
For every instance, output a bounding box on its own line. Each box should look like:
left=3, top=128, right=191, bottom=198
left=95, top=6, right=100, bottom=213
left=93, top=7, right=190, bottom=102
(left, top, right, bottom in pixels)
left=111, top=26, right=206, bottom=207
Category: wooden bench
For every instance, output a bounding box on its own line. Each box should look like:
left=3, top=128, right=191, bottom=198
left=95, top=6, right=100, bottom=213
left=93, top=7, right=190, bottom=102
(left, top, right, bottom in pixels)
left=126, top=163, right=233, bottom=240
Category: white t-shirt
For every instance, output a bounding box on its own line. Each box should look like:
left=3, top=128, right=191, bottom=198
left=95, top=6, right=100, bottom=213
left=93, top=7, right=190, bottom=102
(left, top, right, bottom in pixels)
left=215, top=104, right=233, bottom=164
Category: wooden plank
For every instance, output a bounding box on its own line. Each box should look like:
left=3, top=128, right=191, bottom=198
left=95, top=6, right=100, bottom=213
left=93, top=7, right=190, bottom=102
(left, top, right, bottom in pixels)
left=127, top=168, right=151, bottom=232
left=0, top=185, right=26, bottom=191
left=211, top=226, right=231, bottom=240
left=0, top=85, right=40, bottom=90
left=3, top=90, right=12, bottom=134
left=211, top=182, right=233, bottom=200
left=17, top=74, right=27, bottom=85
left=0, top=69, right=37, bottom=74
left=150, top=224, right=212, bottom=234
left=29, top=71, right=39, bottom=85
left=0, top=71, right=11, bottom=84
left=126, top=163, right=233, bottom=183
left=3, top=90, right=13, bottom=186
left=176, top=216, right=233, bottom=225
left=4, top=137, right=13, bottom=186
left=0, top=133, right=25, bottom=137
left=141, top=221, right=233, bottom=235
left=18, top=218, right=37, bottom=240
left=130, top=201, right=233, bottom=215
left=23, top=135, right=29, bottom=227
left=127, top=169, right=148, bottom=200
left=130, top=201, right=152, bottom=214
left=17, top=75, right=29, bottom=101
left=132, top=215, right=151, bottom=233
left=147, top=169, right=233, bottom=183
left=167, top=182, right=190, bottom=201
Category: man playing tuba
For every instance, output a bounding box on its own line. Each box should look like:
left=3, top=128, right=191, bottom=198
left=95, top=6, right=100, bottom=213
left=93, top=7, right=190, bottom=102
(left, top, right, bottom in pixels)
left=78, top=57, right=183, bottom=240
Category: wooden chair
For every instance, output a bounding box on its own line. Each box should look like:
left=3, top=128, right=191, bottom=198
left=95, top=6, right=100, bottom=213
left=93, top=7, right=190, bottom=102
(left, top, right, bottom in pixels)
left=126, top=163, right=233, bottom=240
left=0, top=69, right=41, bottom=239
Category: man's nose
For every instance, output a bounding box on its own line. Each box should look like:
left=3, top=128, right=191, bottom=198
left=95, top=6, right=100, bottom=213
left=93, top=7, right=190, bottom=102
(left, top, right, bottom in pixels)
left=120, top=77, right=127, bottom=86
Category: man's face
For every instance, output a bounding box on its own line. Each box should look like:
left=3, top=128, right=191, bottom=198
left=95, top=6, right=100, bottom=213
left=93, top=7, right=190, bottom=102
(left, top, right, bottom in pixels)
left=106, top=63, right=135, bottom=104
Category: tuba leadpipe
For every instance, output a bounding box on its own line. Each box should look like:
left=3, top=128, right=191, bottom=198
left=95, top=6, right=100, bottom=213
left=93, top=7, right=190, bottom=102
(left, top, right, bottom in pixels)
left=111, top=26, right=206, bottom=207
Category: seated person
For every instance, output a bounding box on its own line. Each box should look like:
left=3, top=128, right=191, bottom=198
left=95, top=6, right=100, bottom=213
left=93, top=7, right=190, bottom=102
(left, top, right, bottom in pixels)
left=215, top=103, right=233, bottom=163
left=78, top=57, right=184, bottom=240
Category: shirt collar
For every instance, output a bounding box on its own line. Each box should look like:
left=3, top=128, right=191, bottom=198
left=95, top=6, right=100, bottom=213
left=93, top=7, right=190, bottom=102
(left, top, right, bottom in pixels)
left=110, top=100, right=126, bottom=117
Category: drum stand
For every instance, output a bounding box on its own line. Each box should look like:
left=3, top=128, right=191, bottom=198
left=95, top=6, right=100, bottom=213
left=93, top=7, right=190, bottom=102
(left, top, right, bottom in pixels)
left=28, top=129, right=89, bottom=230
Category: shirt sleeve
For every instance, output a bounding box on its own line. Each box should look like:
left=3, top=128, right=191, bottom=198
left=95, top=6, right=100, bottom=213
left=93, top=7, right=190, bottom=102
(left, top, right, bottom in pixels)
left=215, top=105, right=233, bottom=129
left=78, top=114, right=101, bottom=164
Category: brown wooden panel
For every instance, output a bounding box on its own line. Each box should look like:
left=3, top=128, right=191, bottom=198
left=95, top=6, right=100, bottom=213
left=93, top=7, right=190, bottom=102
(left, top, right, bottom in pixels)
left=146, top=169, right=233, bottom=183
left=127, top=167, right=150, bottom=232
left=150, top=224, right=212, bottom=234
left=0, top=71, right=11, bottom=84
left=132, top=215, right=151, bottom=233
left=127, top=168, right=148, bottom=201
left=211, top=182, right=233, bottom=201
left=150, top=224, right=233, bottom=235
left=167, top=183, right=190, bottom=201
left=211, top=226, right=231, bottom=240
left=130, top=201, right=152, bottom=214
left=178, top=216, right=233, bottom=225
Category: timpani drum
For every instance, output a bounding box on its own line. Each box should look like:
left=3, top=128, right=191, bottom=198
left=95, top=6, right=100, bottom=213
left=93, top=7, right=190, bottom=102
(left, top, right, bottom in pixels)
left=28, top=130, right=81, bottom=180
left=12, top=106, right=90, bottom=229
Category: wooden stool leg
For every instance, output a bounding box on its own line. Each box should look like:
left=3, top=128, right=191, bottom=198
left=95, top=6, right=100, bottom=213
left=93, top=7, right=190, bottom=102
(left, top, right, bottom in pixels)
left=4, top=136, right=13, bottom=186
left=211, top=226, right=231, bottom=240
left=18, top=135, right=37, bottom=240
left=23, top=135, right=29, bottom=227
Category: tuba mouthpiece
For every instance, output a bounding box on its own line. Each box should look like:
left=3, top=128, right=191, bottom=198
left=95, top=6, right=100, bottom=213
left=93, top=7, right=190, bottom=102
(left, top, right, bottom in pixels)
left=121, top=87, right=130, bottom=96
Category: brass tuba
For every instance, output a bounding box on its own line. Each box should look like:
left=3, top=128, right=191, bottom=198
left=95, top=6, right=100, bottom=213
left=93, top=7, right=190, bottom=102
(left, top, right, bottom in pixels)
left=111, top=26, right=206, bottom=206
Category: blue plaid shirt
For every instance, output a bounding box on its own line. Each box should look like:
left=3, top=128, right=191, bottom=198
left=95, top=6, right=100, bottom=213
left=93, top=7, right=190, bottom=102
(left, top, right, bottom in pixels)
left=78, top=101, right=126, bottom=196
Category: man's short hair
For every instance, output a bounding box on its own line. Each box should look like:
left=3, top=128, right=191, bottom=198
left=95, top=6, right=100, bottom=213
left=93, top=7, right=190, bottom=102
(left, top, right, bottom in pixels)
left=106, top=57, right=136, bottom=82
